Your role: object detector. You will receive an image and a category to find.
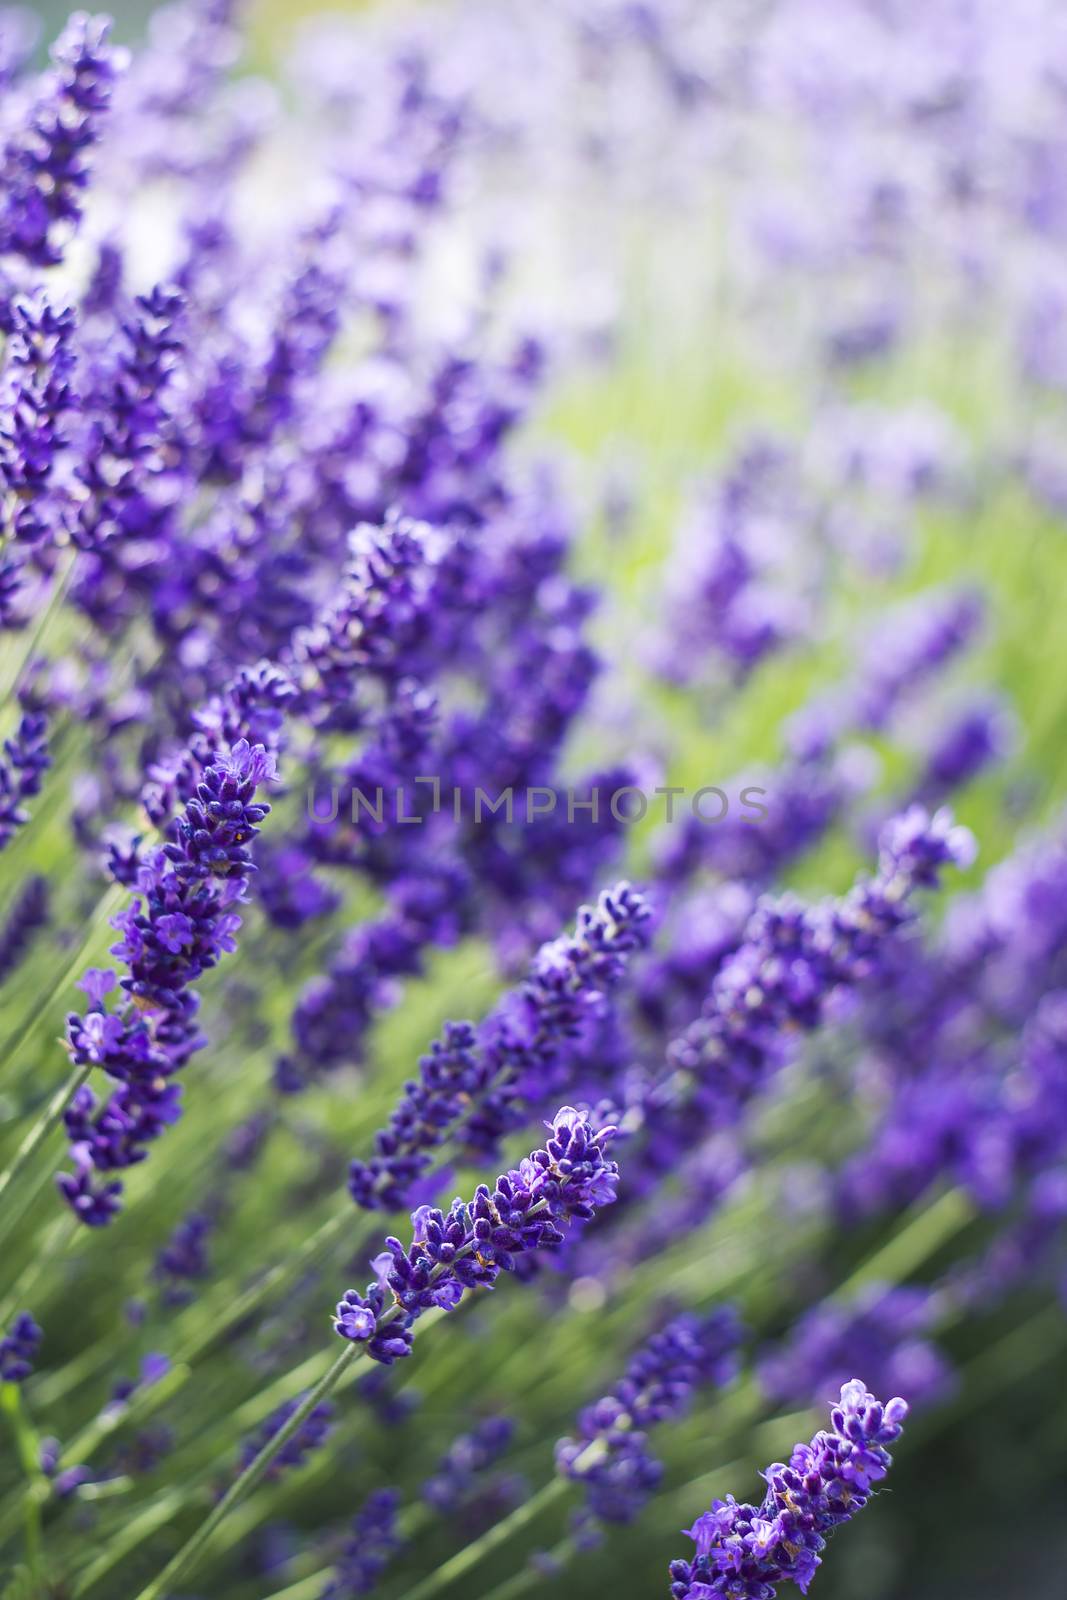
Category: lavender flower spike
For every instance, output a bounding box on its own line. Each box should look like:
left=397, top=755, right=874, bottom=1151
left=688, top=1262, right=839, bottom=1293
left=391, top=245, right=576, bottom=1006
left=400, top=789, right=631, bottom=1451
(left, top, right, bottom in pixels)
left=348, top=882, right=650, bottom=1212
left=56, top=738, right=274, bottom=1224
left=669, top=1381, right=908, bottom=1598
left=0, top=710, right=49, bottom=851
left=558, top=1308, right=742, bottom=1525
left=0, top=873, right=48, bottom=984
left=0, top=1310, right=41, bottom=1383
left=0, top=292, right=76, bottom=552
left=335, top=1106, right=619, bottom=1364
left=0, top=12, right=127, bottom=268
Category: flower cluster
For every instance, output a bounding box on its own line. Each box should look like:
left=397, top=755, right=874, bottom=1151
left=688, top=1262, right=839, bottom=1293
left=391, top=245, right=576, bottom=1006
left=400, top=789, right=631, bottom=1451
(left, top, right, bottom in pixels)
left=335, top=1107, right=619, bottom=1362
left=347, top=882, right=650, bottom=1211
left=236, top=1395, right=335, bottom=1482
left=71, top=283, right=186, bottom=563
left=57, top=739, right=273, bottom=1224
left=0, top=710, right=50, bottom=850
left=0, top=12, right=125, bottom=268
left=323, top=1489, right=403, bottom=1599
left=661, top=807, right=974, bottom=1133
left=758, top=1287, right=953, bottom=1414
left=557, top=1309, right=743, bottom=1524
left=422, top=1416, right=516, bottom=1512
left=0, top=872, right=48, bottom=984
left=0, top=292, right=75, bottom=587
left=0, top=1311, right=41, bottom=1384
left=670, top=1383, right=908, bottom=1598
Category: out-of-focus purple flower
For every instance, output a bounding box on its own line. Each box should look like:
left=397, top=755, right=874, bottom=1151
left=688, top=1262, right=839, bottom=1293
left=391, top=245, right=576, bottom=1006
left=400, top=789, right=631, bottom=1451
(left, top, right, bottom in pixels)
left=0, top=13, right=126, bottom=268
left=0, top=871, right=48, bottom=984
left=853, top=587, right=984, bottom=732
left=758, top=1286, right=953, bottom=1413
left=911, top=698, right=1014, bottom=808
left=421, top=1417, right=515, bottom=1512
left=323, top=1488, right=403, bottom=1597
left=0, top=710, right=49, bottom=850
left=0, top=8, right=40, bottom=90
left=557, top=1308, right=742, bottom=1523
left=236, top=1395, right=334, bottom=1481
left=153, top=1211, right=214, bottom=1305
left=0, top=1310, right=41, bottom=1383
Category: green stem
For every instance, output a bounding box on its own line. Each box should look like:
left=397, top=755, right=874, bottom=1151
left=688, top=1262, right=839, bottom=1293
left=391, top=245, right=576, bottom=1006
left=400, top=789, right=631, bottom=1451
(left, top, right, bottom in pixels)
left=0, top=1212, right=76, bottom=1331
left=238, top=1498, right=434, bottom=1600
left=396, top=1477, right=567, bottom=1600
left=0, top=1064, right=90, bottom=1262
left=474, top=1537, right=575, bottom=1600
left=0, top=879, right=125, bottom=1070
left=0, top=547, right=77, bottom=707
left=1, top=1381, right=46, bottom=1588
left=830, top=1185, right=974, bottom=1302
left=264, top=1573, right=336, bottom=1600
left=72, top=1491, right=188, bottom=1598
left=130, top=1343, right=361, bottom=1600
left=0, top=1218, right=367, bottom=1554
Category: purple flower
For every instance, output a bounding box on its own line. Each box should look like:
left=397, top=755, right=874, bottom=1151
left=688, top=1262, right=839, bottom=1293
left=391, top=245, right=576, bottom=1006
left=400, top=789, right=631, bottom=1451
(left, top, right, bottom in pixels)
left=0, top=292, right=75, bottom=576
left=0, top=710, right=49, bottom=850
left=323, top=1489, right=403, bottom=1598
left=0, top=13, right=126, bottom=267
left=0, top=872, right=48, bottom=984
left=72, top=283, right=186, bottom=558
left=334, top=1106, right=620, bottom=1363
left=669, top=1382, right=908, bottom=1598
left=56, top=739, right=273, bottom=1223
left=348, top=882, right=650, bottom=1212
left=236, top=1395, right=334, bottom=1481
left=557, top=1309, right=742, bottom=1524
left=153, top=1211, right=214, bottom=1305
left=645, top=807, right=974, bottom=1163
left=758, top=1286, right=953, bottom=1413
left=422, top=1417, right=515, bottom=1512
left=0, top=1310, right=41, bottom=1383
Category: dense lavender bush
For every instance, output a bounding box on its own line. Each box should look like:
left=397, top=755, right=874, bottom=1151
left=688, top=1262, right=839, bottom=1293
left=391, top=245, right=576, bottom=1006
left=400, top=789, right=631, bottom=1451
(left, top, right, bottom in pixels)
left=0, top=3, right=1065, bottom=1599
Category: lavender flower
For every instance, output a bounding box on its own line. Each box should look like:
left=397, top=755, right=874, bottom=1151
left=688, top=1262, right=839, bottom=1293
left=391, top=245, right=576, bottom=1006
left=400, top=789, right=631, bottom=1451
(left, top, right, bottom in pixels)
left=0, top=710, right=49, bottom=850
left=0, top=1311, right=41, bottom=1383
left=347, top=883, right=650, bottom=1211
left=0, top=292, right=75, bottom=559
left=286, top=514, right=440, bottom=719
left=0, top=12, right=126, bottom=268
left=853, top=587, right=984, bottom=732
left=655, top=807, right=974, bottom=1141
left=758, top=1287, right=953, bottom=1413
left=57, top=738, right=274, bottom=1223
left=669, top=1382, right=908, bottom=1598
left=334, top=1106, right=620, bottom=1363
left=0, top=871, right=48, bottom=983
left=72, top=283, right=186, bottom=559
left=422, top=1417, right=515, bottom=1512
left=153, top=1211, right=214, bottom=1305
left=236, top=1395, right=334, bottom=1481
left=323, top=1489, right=403, bottom=1598
left=557, top=1309, right=743, bottom=1524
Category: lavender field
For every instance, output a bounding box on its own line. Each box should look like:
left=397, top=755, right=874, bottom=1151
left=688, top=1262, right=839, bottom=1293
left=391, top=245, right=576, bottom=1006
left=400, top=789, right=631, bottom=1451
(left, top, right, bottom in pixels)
left=1, top=3, right=1065, bottom=1598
